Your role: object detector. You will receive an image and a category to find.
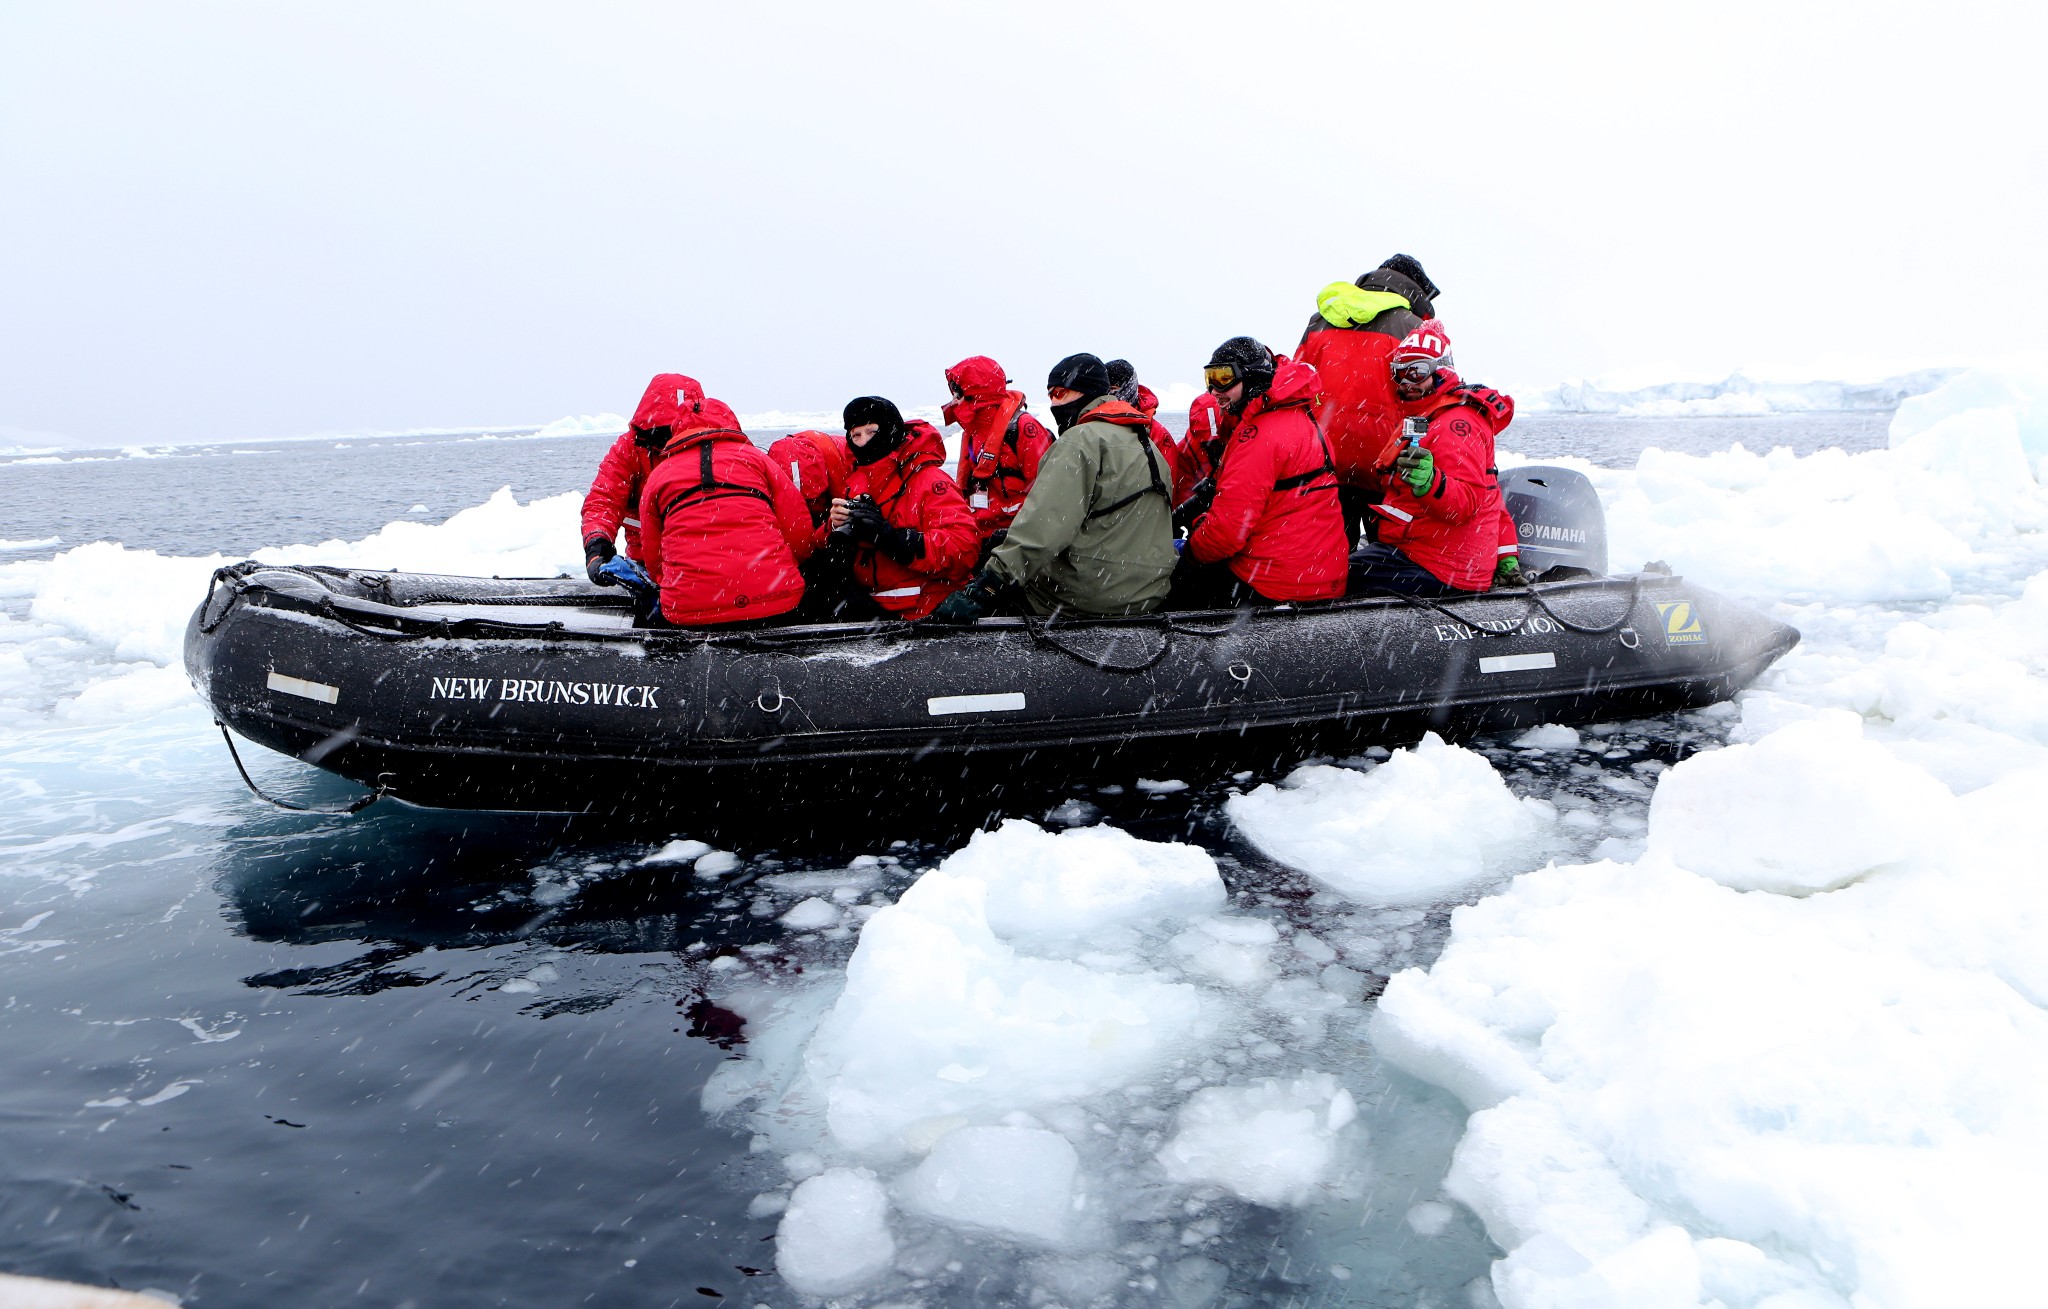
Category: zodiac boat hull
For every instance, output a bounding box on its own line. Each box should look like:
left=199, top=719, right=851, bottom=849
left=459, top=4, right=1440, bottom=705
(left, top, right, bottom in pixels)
left=184, top=564, right=1798, bottom=815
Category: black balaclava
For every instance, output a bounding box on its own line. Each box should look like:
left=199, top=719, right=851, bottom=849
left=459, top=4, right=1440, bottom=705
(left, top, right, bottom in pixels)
left=631, top=424, right=673, bottom=455
left=843, top=395, right=908, bottom=466
left=1046, top=353, right=1112, bottom=433
left=1204, top=336, right=1275, bottom=415
left=1105, top=358, right=1142, bottom=406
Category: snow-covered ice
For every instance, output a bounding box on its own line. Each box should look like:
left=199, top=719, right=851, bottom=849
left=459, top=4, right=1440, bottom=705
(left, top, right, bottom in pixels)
left=775, top=1167, right=896, bottom=1296
left=1227, top=734, right=1553, bottom=903
left=1366, top=361, right=2048, bottom=1308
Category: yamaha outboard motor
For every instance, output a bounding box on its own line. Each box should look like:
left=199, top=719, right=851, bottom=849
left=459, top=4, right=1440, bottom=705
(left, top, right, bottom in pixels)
left=1501, top=465, right=1607, bottom=578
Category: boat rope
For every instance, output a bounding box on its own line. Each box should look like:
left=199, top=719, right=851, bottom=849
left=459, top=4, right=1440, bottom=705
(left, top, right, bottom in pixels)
left=1370, top=576, right=1642, bottom=638
left=216, top=723, right=387, bottom=815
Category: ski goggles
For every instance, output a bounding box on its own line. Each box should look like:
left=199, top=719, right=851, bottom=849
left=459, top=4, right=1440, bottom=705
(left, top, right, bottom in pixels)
left=1392, top=360, right=1437, bottom=386
left=1204, top=365, right=1244, bottom=392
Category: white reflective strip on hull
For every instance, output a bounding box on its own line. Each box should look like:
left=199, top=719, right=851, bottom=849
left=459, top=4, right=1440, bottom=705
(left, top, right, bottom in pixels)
left=1478, top=652, right=1556, bottom=674
left=267, top=671, right=340, bottom=704
left=927, top=692, right=1027, bottom=716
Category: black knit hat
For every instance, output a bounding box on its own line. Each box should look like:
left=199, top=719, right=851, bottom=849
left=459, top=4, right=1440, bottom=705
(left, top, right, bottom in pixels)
left=842, top=395, right=908, bottom=465
left=1046, top=353, right=1112, bottom=400
left=1373, top=253, right=1440, bottom=301
left=1104, top=358, right=1142, bottom=405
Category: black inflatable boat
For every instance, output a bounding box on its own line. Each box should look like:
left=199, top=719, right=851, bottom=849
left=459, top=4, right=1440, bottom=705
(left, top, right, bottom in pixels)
left=183, top=468, right=1798, bottom=816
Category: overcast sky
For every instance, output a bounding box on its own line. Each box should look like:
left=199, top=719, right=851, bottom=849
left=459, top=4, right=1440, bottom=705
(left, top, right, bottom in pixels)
left=3, top=0, right=2043, bottom=446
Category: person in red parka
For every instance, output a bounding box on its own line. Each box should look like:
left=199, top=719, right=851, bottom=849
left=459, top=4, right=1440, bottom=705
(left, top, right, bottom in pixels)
left=1171, top=389, right=1226, bottom=509
left=943, top=356, right=1054, bottom=555
left=583, top=373, right=703, bottom=584
left=634, top=393, right=816, bottom=627
left=809, top=396, right=978, bottom=621
left=1349, top=320, right=1519, bottom=595
left=764, top=428, right=852, bottom=527
left=1293, top=254, right=1440, bottom=547
left=1172, top=336, right=1349, bottom=608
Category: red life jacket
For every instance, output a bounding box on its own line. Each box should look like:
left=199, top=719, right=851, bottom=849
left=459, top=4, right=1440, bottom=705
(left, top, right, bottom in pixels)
left=846, top=420, right=979, bottom=619
left=1372, top=374, right=1517, bottom=591
left=638, top=404, right=814, bottom=625
left=1187, top=358, right=1349, bottom=601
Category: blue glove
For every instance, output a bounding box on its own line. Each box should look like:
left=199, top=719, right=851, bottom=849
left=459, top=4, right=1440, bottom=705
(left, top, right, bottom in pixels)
left=598, top=556, right=655, bottom=593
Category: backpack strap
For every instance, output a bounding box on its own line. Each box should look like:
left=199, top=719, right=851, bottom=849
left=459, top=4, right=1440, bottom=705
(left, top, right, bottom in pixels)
left=1085, top=426, right=1171, bottom=521
left=1271, top=418, right=1338, bottom=494
left=656, top=435, right=775, bottom=518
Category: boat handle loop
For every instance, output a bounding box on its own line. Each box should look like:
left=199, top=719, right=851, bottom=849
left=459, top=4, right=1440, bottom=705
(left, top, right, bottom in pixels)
left=1022, top=615, right=1173, bottom=674
left=756, top=689, right=789, bottom=714
left=1228, top=662, right=1254, bottom=685
left=216, top=722, right=387, bottom=815
left=1617, top=626, right=1641, bottom=649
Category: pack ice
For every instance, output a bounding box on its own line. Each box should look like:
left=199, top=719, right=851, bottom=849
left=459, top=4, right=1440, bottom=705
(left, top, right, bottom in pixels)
left=1365, top=361, right=2048, bottom=1309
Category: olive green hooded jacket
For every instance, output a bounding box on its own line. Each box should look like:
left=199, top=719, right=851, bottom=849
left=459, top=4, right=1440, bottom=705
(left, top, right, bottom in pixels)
left=985, top=396, right=1176, bottom=616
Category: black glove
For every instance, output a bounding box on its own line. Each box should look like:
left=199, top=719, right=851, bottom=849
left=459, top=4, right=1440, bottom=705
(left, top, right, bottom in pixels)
left=984, top=528, right=1008, bottom=551
left=929, top=571, right=1002, bottom=624
left=875, top=525, right=925, bottom=566
left=842, top=497, right=888, bottom=545
left=584, top=535, right=617, bottom=585
left=1172, top=479, right=1216, bottom=534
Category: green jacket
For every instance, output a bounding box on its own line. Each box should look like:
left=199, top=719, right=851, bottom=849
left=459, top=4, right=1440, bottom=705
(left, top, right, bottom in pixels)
left=986, top=396, right=1177, bottom=616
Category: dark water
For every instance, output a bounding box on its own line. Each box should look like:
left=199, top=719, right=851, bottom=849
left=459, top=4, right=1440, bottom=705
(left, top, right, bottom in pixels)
left=0, top=418, right=1826, bottom=1305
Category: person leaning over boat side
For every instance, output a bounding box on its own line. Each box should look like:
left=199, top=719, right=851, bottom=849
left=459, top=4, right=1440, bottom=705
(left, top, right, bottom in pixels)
left=805, top=396, right=978, bottom=622
left=1169, top=337, right=1349, bottom=608
left=582, top=372, right=702, bottom=584
left=765, top=428, right=852, bottom=527
left=930, top=354, right=1177, bottom=622
left=943, top=355, right=1054, bottom=559
left=1292, top=254, right=1439, bottom=548
left=634, top=392, right=815, bottom=628
left=1348, top=320, right=1519, bottom=596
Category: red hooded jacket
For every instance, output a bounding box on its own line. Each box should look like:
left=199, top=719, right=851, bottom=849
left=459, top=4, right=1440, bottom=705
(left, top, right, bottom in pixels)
left=637, top=397, right=815, bottom=626
left=1372, top=371, right=1517, bottom=591
left=1173, top=392, right=1226, bottom=505
left=1187, top=358, right=1349, bottom=601
left=582, top=373, right=702, bottom=559
left=846, top=419, right=979, bottom=619
left=765, top=429, right=852, bottom=525
left=944, top=356, right=1055, bottom=540
left=1296, top=306, right=1425, bottom=490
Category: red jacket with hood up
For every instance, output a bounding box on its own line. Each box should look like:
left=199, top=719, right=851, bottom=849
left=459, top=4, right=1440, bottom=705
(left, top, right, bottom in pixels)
left=1373, top=371, right=1517, bottom=591
left=944, top=356, right=1055, bottom=540
left=765, top=429, right=853, bottom=525
left=846, top=419, right=979, bottom=619
left=1187, top=358, right=1349, bottom=601
left=637, top=396, right=815, bottom=625
left=583, top=373, right=702, bottom=559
